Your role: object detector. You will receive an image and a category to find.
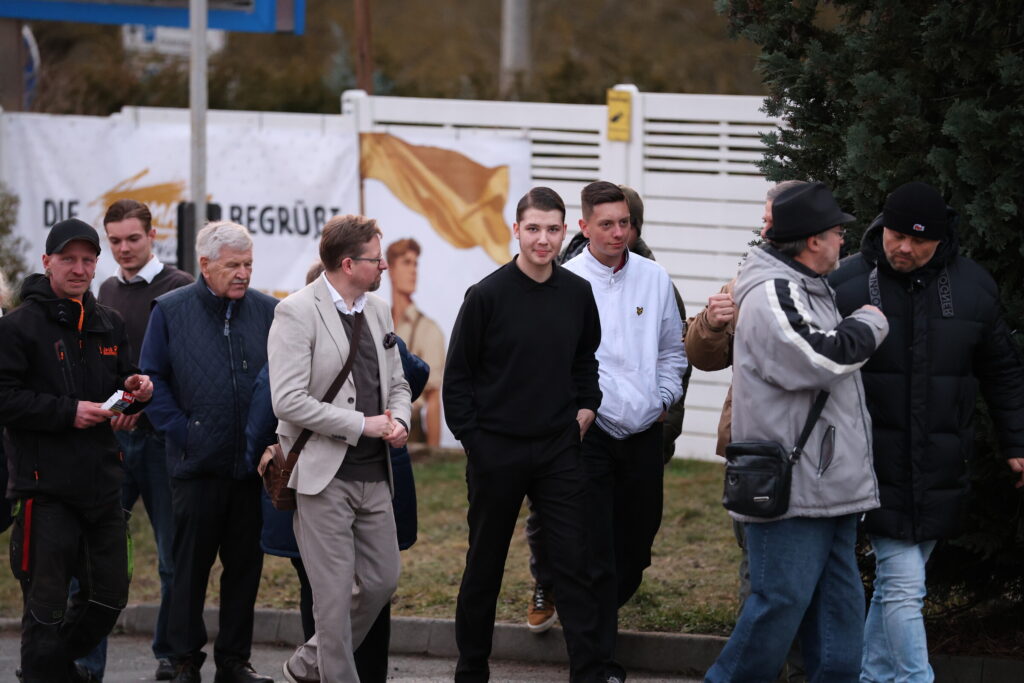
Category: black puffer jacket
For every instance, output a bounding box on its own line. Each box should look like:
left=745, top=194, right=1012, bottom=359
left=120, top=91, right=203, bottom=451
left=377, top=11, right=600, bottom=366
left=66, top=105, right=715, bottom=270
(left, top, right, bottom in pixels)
left=830, top=217, right=1024, bottom=541
left=0, top=274, right=144, bottom=504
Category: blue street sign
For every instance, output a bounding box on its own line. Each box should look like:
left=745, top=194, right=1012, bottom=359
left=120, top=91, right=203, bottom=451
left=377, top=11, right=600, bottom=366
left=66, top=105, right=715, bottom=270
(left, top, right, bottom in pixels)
left=0, top=0, right=305, bottom=35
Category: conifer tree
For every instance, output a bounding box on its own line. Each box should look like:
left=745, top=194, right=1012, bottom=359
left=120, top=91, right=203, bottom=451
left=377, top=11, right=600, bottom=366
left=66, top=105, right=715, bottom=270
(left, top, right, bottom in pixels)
left=0, top=182, right=27, bottom=298
left=717, top=0, right=1024, bottom=632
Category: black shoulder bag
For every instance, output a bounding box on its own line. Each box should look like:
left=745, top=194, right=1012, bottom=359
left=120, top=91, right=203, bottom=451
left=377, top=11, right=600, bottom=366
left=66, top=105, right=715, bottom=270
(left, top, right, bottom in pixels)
left=722, top=390, right=829, bottom=518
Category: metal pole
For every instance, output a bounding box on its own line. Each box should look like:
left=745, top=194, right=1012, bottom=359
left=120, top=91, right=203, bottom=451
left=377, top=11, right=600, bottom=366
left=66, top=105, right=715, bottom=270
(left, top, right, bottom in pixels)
left=354, top=0, right=374, bottom=94
left=499, top=0, right=530, bottom=100
left=187, top=0, right=208, bottom=277
left=0, top=19, right=26, bottom=111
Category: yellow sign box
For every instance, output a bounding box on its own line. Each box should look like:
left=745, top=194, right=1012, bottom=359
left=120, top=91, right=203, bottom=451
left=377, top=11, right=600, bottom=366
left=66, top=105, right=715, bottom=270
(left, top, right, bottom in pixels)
left=607, top=89, right=631, bottom=142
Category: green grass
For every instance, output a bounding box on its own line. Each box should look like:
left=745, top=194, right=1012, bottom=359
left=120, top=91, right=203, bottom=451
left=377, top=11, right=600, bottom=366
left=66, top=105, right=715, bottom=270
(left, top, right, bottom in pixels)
left=0, top=453, right=742, bottom=635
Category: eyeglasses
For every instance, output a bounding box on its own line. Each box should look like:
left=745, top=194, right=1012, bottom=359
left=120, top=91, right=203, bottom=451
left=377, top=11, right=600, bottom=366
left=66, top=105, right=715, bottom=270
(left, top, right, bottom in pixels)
left=350, top=256, right=384, bottom=265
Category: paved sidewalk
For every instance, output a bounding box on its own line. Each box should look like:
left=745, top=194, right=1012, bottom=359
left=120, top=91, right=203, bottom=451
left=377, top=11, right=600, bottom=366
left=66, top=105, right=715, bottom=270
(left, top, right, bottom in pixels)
left=0, top=632, right=699, bottom=682
left=1, top=606, right=1021, bottom=681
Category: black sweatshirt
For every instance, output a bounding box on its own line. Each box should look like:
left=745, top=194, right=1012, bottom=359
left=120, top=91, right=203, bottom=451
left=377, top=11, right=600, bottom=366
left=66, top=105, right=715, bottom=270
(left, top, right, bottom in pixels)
left=443, top=258, right=602, bottom=441
left=98, top=265, right=194, bottom=365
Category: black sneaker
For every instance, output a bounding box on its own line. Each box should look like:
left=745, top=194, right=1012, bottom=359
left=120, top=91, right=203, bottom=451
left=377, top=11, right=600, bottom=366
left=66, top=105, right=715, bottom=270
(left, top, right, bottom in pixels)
left=69, top=662, right=101, bottom=683
left=213, top=660, right=273, bottom=683
left=171, top=660, right=201, bottom=683
left=156, top=657, right=176, bottom=681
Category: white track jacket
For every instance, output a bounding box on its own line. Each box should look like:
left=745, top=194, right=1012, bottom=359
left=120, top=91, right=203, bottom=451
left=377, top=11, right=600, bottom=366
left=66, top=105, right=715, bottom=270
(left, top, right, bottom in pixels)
left=564, top=248, right=687, bottom=439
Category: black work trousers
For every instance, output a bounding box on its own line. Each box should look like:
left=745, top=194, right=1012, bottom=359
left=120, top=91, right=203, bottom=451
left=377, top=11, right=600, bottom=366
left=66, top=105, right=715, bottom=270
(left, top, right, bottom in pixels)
left=14, top=495, right=128, bottom=683
left=583, top=422, right=664, bottom=663
left=167, top=475, right=263, bottom=668
left=454, top=422, right=610, bottom=683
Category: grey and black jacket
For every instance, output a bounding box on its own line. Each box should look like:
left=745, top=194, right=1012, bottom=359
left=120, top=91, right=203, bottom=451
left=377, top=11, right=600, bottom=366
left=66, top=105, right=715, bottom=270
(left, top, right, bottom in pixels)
left=731, top=246, right=888, bottom=522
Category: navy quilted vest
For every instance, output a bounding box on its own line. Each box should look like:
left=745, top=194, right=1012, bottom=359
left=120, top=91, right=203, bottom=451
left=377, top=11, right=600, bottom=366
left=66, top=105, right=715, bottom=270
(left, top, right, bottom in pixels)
left=157, top=278, right=277, bottom=479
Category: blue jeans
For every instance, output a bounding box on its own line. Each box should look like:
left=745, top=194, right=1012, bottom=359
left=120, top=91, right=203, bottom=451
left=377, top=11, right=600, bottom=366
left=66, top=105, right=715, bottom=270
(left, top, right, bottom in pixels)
left=76, top=430, right=175, bottom=678
left=705, top=514, right=864, bottom=683
left=121, top=429, right=175, bottom=659
left=860, top=536, right=936, bottom=683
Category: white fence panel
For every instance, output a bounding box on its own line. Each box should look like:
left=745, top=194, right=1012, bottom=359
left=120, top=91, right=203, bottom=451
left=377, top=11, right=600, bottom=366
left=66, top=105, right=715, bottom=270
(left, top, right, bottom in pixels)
left=0, top=89, right=779, bottom=461
left=341, top=88, right=783, bottom=461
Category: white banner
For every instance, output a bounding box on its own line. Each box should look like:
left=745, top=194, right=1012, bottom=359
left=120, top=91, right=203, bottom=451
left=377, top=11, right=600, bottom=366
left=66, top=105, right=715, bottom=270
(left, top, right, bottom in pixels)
left=0, top=111, right=360, bottom=295
left=0, top=112, right=532, bottom=449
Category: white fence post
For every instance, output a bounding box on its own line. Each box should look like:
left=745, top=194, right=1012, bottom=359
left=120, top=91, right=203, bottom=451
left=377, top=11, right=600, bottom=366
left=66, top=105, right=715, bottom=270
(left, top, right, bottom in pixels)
left=342, top=89, right=370, bottom=133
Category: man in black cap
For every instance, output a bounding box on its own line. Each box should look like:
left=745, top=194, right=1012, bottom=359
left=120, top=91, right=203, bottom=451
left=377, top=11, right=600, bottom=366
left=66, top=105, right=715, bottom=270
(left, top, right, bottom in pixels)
left=705, top=182, right=889, bottom=682
left=0, top=218, right=153, bottom=682
left=830, top=181, right=1024, bottom=682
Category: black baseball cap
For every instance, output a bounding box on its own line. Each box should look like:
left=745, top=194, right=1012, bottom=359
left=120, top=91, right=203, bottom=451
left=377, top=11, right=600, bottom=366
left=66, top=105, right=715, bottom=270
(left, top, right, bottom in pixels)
left=46, top=218, right=102, bottom=256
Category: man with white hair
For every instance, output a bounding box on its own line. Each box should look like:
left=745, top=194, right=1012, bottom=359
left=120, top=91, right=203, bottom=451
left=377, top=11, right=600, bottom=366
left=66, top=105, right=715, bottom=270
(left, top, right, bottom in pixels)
left=141, top=222, right=278, bottom=683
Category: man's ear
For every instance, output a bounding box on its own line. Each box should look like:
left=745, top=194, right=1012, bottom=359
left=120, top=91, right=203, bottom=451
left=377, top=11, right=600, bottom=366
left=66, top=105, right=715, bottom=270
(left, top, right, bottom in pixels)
left=579, top=218, right=589, bottom=238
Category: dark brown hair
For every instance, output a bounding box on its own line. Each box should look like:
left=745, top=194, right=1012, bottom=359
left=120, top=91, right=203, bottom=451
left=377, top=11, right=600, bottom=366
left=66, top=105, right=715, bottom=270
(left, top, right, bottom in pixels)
left=103, top=199, right=152, bottom=231
left=515, top=187, right=565, bottom=223
left=305, top=260, right=325, bottom=285
left=385, top=237, right=421, bottom=266
left=319, top=214, right=382, bottom=272
left=580, top=181, right=625, bottom=219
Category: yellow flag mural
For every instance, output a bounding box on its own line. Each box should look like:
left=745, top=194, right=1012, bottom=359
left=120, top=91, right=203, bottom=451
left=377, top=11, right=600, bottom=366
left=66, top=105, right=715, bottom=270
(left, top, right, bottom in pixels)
left=360, top=133, right=512, bottom=264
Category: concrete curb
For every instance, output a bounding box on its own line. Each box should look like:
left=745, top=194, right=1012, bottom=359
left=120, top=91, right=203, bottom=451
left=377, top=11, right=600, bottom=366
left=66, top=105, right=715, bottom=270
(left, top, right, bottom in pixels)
left=3, top=605, right=1022, bottom=680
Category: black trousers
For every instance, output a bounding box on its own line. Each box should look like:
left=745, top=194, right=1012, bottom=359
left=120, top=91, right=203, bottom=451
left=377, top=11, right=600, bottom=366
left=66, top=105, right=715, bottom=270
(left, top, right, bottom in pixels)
left=582, top=422, right=664, bottom=663
left=455, top=423, right=610, bottom=683
left=14, top=495, right=128, bottom=682
left=167, top=476, right=264, bottom=668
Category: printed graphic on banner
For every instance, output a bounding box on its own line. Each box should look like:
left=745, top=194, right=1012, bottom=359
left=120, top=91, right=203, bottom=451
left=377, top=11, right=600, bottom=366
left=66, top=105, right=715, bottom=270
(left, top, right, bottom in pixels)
left=361, top=133, right=513, bottom=264
left=91, top=169, right=187, bottom=264
left=361, top=131, right=531, bottom=449
left=0, top=111, right=359, bottom=295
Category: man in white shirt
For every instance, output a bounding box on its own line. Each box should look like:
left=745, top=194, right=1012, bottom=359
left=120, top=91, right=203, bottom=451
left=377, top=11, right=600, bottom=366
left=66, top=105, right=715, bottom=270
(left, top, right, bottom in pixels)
left=94, top=200, right=193, bottom=681
left=562, top=181, right=687, bottom=680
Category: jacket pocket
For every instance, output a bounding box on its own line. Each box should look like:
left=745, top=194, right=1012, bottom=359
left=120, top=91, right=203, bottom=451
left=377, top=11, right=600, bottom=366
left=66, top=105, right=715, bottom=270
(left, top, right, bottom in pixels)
left=185, top=405, right=217, bottom=455
left=9, top=498, right=33, bottom=581
left=817, top=426, right=836, bottom=477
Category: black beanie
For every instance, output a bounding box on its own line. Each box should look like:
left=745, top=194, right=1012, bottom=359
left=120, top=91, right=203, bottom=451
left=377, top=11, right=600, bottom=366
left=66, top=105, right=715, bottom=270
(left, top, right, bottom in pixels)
left=883, top=182, right=947, bottom=241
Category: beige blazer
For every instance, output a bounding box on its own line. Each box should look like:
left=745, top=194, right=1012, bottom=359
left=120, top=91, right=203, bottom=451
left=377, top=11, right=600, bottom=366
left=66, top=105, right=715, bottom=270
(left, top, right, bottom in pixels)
left=267, top=277, right=412, bottom=496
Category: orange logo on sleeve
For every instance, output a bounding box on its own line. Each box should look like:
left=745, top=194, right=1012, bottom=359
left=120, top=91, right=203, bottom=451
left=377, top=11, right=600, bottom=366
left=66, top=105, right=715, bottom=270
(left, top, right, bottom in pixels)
left=100, top=346, right=119, bottom=356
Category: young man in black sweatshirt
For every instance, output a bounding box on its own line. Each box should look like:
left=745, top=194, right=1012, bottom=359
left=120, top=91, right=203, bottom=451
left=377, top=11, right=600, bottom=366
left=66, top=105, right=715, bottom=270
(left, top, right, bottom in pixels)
left=443, top=187, right=616, bottom=683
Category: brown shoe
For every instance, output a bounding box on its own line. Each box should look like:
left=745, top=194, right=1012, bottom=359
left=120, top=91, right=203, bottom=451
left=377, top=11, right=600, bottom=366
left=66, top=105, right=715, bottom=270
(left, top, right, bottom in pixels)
left=526, top=583, right=557, bottom=633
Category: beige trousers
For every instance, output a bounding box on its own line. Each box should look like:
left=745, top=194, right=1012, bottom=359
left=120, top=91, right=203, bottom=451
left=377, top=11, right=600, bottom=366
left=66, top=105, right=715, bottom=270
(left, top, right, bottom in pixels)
left=287, top=478, right=400, bottom=683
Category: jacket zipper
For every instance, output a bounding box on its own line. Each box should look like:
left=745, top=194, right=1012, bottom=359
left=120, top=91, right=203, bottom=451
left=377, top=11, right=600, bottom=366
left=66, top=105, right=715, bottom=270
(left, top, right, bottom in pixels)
left=827, top=283, right=878, bottom=494
left=54, top=340, right=76, bottom=395
left=224, top=312, right=241, bottom=475
left=904, top=279, right=919, bottom=539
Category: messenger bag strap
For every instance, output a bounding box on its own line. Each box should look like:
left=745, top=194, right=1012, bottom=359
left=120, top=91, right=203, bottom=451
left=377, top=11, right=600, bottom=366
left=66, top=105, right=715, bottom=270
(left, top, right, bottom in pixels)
left=286, top=311, right=365, bottom=468
left=789, top=390, right=830, bottom=462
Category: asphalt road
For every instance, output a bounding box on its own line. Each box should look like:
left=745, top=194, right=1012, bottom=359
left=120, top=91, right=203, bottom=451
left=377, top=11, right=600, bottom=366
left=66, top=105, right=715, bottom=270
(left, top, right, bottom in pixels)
left=0, top=633, right=700, bottom=682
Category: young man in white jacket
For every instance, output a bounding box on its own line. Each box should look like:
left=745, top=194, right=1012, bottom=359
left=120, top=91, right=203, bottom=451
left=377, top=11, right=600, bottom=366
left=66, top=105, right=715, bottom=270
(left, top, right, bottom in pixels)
left=563, top=181, right=687, bottom=681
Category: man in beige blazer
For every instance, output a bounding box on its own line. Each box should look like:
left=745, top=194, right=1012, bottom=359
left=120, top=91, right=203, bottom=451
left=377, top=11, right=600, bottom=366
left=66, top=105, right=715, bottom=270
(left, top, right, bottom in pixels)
left=268, top=214, right=411, bottom=683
